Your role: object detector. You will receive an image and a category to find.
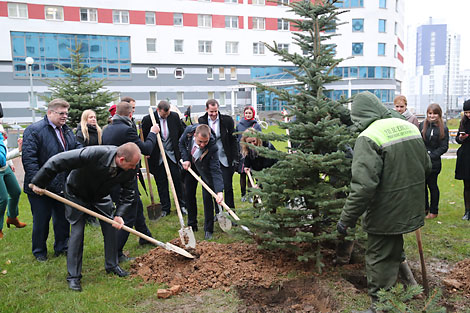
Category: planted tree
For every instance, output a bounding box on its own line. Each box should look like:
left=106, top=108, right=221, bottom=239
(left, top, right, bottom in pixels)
left=242, top=0, right=357, bottom=270
left=42, top=42, right=117, bottom=126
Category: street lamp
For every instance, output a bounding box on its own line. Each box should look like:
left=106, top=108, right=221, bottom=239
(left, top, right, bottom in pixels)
left=25, top=57, right=36, bottom=123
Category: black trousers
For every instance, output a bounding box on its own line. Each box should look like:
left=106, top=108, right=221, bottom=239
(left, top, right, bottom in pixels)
left=28, top=193, right=69, bottom=258
left=425, top=171, right=440, bottom=214
left=184, top=165, right=215, bottom=233
left=65, top=195, right=118, bottom=280
left=151, top=158, right=185, bottom=213
left=214, top=163, right=234, bottom=214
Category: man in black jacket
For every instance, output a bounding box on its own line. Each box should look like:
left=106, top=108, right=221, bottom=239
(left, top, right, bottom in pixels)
left=102, top=101, right=159, bottom=262
left=142, top=100, right=186, bottom=217
left=22, top=98, right=80, bottom=262
left=198, top=99, right=238, bottom=213
left=30, top=143, right=141, bottom=292
left=179, top=124, right=224, bottom=240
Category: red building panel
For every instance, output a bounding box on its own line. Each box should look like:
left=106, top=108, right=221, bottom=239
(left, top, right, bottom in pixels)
left=397, top=37, right=404, bottom=50
left=266, top=1, right=277, bottom=6
left=156, top=12, right=173, bottom=26
left=212, top=14, right=225, bottom=28
left=238, top=16, right=244, bottom=29
left=183, top=13, right=198, bottom=27
left=290, top=20, right=300, bottom=31
left=28, top=4, right=45, bottom=20
left=266, top=17, right=277, bottom=30
left=97, top=8, right=113, bottom=23
left=130, top=10, right=146, bottom=24
left=64, top=6, right=80, bottom=22
left=248, top=0, right=252, bottom=4
left=212, top=0, right=225, bottom=2
left=248, top=16, right=253, bottom=29
left=239, top=0, right=243, bottom=3
left=0, top=2, right=7, bottom=17
left=397, top=52, right=404, bottom=63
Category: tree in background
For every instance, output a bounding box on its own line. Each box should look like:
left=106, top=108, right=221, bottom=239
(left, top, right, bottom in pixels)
left=42, top=42, right=117, bottom=126
left=242, top=0, right=357, bottom=270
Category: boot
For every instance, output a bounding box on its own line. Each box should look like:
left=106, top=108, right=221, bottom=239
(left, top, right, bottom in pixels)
left=0, top=229, right=3, bottom=239
left=399, top=261, right=418, bottom=286
left=462, top=209, right=470, bottom=220
left=6, top=217, right=27, bottom=228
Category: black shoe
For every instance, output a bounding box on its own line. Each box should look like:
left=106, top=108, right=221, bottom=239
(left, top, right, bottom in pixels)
left=181, top=207, right=188, bottom=215
left=35, top=255, right=47, bottom=262
left=106, top=266, right=129, bottom=277
left=204, top=231, right=213, bottom=240
left=68, top=279, right=82, bottom=292
left=463, top=211, right=470, bottom=220
left=118, top=255, right=136, bottom=263
left=161, top=211, right=169, bottom=217
left=54, top=250, right=67, bottom=257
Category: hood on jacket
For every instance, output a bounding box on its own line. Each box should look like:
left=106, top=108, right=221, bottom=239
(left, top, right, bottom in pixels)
left=351, top=91, right=402, bottom=131
left=111, top=114, right=133, bottom=127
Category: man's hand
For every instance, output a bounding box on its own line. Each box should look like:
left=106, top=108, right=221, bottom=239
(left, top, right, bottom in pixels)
left=215, top=192, right=224, bottom=204
left=459, top=133, right=469, bottom=141
left=112, top=216, right=125, bottom=229
left=182, top=160, right=191, bottom=171
left=10, top=164, right=15, bottom=172
left=336, top=221, right=348, bottom=236
left=30, top=184, right=46, bottom=195
left=150, top=124, right=160, bottom=134
left=17, top=138, right=23, bottom=152
left=244, top=167, right=251, bottom=174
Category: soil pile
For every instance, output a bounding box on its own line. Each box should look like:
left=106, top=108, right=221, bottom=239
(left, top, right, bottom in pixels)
left=444, top=258, right=470, bottom=295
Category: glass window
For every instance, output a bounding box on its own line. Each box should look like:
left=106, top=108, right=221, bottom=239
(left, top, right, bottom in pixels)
left=207, top=67, right=213, bottom=80
left=198, top=14, right=212, bottom=28
left=225, top=0, right=237, bottom=3
left=230, top=67, right=237, bottom=80
left=350, top=0, right=364, bottom=7
left=352, top=19, right=364, bottom=32
left=146, top=12, right=155, bottom=25
left=350, top=67, right=358, bottom=78
left=279, top=0, right=289, bottom=5
left=113, top=10, right=129, bottom=24
left=45, top=6, right=64, bottom=21
left=219, top=67, right=225, bottom=80
left=352, top=42, right=363, bottom=56
left=394, top=45, right=397, bottom=58
left=253, top=0, right=265, bottom=4
left=378, top=43, right=386, bottom=56
left=253, top=42, right=265, bottom=55
left=394, top=22, right=397, bottom=35
left=208, top=92, right=215, bottom=100
left=146, top=38, right=156, bottom=52
left=198, top=40, right=212, bottom=53
left=278, top=19, right=289, bottom=31
left=174, top=39, right=184, bottom=53
left=359, top=67, right=367, bottom=78
left=177, top=92, right=184, bottom=106
left=219, top=92, right=226, bottom=106
left=368, top=67, right=375, bottom=78
left=375, top=67, right=383, bottom=78
left=252, top=17, right=265, bottom=30
left=395, top=0, right=398, bottom=11
left=147, top=67, right=158, bottom=78
left=80, top=8, right=97, bottom=22
left=8, top=3, right=28, bottom=18
left=174, top=13, right=183, bottom=26
left=379, top=19, right=386, bottom=32
left=174, top=68, right=184, bottom=79
left=150, top=91, right=157, bottom=106
left=225, top=41, right=239, bottom=54
left=343, top=67, right=349, bottom=78
left=278, top=43, right=289, bottom=52
left=379, top=0, right=386, bottom=8
left=225, top=16, right=238, bottom=29
left=382, top=67, right=390, bottom=78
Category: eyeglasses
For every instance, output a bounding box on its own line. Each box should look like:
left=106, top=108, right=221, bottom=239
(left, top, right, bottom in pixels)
left=52, top=110, right=68, bottom=116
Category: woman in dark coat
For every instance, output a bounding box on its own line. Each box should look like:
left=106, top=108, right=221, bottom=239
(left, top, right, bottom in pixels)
left=236, top=106, right=262, bottom=202
left=455, top=100, right=470, bottom=220
left=419, top=103, right=449, bottom=219
left=240, top=128, right=277, bottom=178
left=76, top=109, right=102, bottom=146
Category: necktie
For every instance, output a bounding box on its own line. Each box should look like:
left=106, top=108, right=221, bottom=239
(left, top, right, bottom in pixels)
left=211, top=120, right=217, bottom=135
left=191, top=145, right=197, bottom=162
left=161, top=119, right=167, bottom=140
left=58, top=127, right=67, bottom=150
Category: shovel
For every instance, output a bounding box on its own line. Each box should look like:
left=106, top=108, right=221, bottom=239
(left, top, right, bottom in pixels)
left=148, top=107, right=196, bottom=249
left=216, top=204, right=232, bottom=232
left=246, top=170, right=263, bottom=207
left=415, top=228, right=429, bottom=297
left=181, top=160, right=253, bottom=236
left=138, top=122, right=162, bottom=220
left=31, top=185, right=194, bottom=259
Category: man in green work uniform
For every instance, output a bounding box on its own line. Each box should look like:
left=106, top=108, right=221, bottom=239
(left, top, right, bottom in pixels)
left=337, top=92, right=431, bottom=313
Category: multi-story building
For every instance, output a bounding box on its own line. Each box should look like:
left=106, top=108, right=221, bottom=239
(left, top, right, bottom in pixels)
left=0, top=0, right=405, bottom=123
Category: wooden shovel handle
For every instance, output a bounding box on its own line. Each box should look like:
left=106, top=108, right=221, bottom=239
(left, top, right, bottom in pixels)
left=415, top=228, right=429, bottom=297
left=138, top=122, right=155, bottom=205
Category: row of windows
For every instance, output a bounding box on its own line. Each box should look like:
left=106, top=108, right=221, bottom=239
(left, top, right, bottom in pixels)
left=145, top=39, right=287, bottom=55
left=351, top=42, right=399, bottom=58
left=11, top=32, right=131, bottom=78
left=146, top=66, right=238, bottom=81
left=334, top=0, right=399, bottom=11
left=148, top=90, right=230, bottom=108
left=325, top=89, right=396, bottom=103
left=331, top=66, right=396, bottom=79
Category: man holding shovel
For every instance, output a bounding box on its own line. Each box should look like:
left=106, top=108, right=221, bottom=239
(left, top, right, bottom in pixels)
left=29, top=143, right=141, bottom=292
left=336, top=92, right=431, bottom=313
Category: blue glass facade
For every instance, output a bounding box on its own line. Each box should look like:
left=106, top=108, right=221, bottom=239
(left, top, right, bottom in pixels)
left=416, top=24, right=447, bottom=75
left=11, top=32, right=131, bottom=79
left=334, top=0, right=364, bottom=8
left=325, top=89, right=395, bottom=104
left=332, top=66, right=395, bottom=79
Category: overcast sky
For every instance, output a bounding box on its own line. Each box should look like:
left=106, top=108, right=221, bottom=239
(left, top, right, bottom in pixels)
left=404, top=0, right=470, bottom=69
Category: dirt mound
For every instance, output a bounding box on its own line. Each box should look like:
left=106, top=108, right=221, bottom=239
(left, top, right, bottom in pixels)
left=444, top=258, right=470, bottom=295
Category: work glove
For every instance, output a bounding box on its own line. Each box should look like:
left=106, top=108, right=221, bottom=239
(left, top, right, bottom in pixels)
left=336, top=221, right=348, bottom=235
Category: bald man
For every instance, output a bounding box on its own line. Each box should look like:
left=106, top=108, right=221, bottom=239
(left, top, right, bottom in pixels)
left=30, top=143, right=141, bottom=292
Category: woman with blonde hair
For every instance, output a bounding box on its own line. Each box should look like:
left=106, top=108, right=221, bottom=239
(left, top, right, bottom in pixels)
left=240, top=128, right=277, bottom=176
left=419, top=103, right=449, bottom=219
left=76, top=109, right=102, bottom=146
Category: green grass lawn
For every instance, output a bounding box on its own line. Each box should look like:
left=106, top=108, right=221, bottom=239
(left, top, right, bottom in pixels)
left=0, top=131, right=468, bottom=311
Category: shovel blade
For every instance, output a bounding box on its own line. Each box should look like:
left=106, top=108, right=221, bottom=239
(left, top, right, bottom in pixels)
left=165, top=242, right=195, bottom=259
left=179, top=227, right=197, bottom=249
left=147, top=203, right=162, bottom=220
left=217, top=212, right=232, bottom=232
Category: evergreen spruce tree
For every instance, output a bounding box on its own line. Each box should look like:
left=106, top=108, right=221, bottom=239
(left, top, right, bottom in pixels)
left=242, top=0, right=358, bottom=270
left=42, top=42, right=117, bottom=126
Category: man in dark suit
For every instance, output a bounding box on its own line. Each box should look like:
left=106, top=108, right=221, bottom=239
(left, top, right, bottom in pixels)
left=22, top=98, right=80, bottom=262
left=179, top=124, right=224, bottom=240
left=198, top=99, right=238, bottom=212
left=142, top=100, right=186, bottom=217
left=30, top=143, right=142, bottom=292
left=102, top=101, right=159, bottom=262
